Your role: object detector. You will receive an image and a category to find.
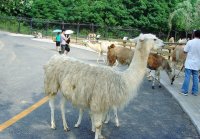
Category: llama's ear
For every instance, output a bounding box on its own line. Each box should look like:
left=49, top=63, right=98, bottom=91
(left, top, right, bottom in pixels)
left=110, top=44, right=115, bottom=48
left=139, top=34, right=145, bottom=42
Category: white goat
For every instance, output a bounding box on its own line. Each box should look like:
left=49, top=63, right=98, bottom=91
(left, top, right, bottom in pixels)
left=83, top=40, right=107, bottom=63
left=44, top=34, right=164, bottom=139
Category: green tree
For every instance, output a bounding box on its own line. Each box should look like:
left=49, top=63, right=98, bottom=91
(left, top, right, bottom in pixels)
left=168, top=0, right=200, bottom=38
left=191, top=0, right=200, bottom=29
left=27, top=0, right=65, bottom=20
left=123, top=0, right=171, bottom=33
left=0, top=0, right=32, bottom=16
left=59, top=0, right=131, bottom=26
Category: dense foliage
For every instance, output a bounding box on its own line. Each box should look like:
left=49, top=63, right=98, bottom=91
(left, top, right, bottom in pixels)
left=0, top=0, right=199, bottom=34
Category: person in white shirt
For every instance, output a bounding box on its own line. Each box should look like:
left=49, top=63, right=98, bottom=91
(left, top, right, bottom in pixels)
left=181, top=30, right=200, bottom=96
left=60, top=29, right=70, bottom=54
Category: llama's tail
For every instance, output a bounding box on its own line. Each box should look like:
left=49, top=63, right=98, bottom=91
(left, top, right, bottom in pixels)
left=43, top=55, right=61, bottom=96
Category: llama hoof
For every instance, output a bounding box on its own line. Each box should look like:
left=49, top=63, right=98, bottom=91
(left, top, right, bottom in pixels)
left=152, top=86, right=155, bottom=89
left=51, top=126, right=56, bottom=130
left=92, top=128, right=95, bottom=132
left=64, top=127, right=70, bottom=132
left=51, top=123, right=56, bottom=130
left=74, top=124, right=80, bottom=128
left=98, top=135, right=105, bottom=139
left=159, top=85, right=162, bottom=88
left=104, top=120, right=109, bottom=124
left=115, top=119, right=119, bottom=127
left=115, top=122, right=120, bottom=127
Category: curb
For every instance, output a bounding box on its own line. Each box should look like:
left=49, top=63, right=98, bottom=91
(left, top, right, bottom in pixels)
left=160, top=78, right=200, bottom=135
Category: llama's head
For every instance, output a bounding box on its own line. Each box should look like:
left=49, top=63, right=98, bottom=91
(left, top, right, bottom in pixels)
left=177, top=38, right=187, bottom=43
left=169, top=37, right=175, bottom=43
left=110, top=44, right=115, bottom=48
left=131, top=34, right=164, bottom=51
left=82, top=40, right=90, bottom=46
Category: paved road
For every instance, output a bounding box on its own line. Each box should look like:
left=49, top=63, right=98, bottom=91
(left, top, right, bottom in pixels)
left=0, top=31, right=199, bottom=139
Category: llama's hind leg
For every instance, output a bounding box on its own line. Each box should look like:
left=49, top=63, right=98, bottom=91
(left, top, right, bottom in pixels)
left=97, top=53, right=101, bottom=63
left=74, top=108, right=83, bottom=128
left=113, top=107, right=119, bottom=127
left=89, top=111, right=95, bottom=132
left=49, top=96, right=56, bottom=129
left=60, top=97, right=70, bottom=131
left=102, top=55, right=106, bottom=63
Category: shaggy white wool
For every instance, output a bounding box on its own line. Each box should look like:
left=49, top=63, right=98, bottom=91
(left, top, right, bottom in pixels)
left=44, top=54, right=135, bottom=112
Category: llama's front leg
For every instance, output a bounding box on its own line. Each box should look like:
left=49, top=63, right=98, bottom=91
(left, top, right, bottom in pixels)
left=60, top=97, right=70, bottom=131
left=114, top=60, right=119, bottom=66
left=93, top=113, right=104, bottom=139
left=97, top=53, right=101, bottom=63
left=89, top=112, right=95, bottom=132
left=102, top=55, right=106, bottom=63
left=113, top=107, right=119, bottom=127
left=74, top=108, right=83, bottom=128
left=49, top=96, right=56, bottom=129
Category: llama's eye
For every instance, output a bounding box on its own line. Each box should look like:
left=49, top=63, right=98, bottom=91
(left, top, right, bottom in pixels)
left=154, top=39, right=157, bottom=41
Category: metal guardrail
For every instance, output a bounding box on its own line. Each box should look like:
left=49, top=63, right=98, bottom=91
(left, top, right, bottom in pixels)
left=154, top=42, right=187, bottom=60
left=164, top=42, right=186, bottom=45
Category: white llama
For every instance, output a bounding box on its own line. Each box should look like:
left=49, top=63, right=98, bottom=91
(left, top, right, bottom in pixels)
left=83, top=40, right=121, bottom=64
left=44, top=34, right=164, bottom=139
left=83, top=40, right=107, bottom=63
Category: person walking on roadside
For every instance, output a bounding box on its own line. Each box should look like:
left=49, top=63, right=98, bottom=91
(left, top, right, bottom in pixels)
left=64, top=34, right=70, bottom=55
left=60, top=29, right=70, bottom=54
left=181, top=30, right=200, bottom=96
left=55, top=32, right=61, bottom=52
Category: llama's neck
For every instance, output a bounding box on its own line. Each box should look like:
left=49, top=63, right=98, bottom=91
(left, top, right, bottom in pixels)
left=86, top=42, right=101, bottom=52
left=122, top=47, right=150, bottom=93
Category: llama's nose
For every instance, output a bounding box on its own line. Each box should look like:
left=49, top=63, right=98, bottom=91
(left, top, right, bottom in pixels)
left=161, top=42, right=165, bottom=47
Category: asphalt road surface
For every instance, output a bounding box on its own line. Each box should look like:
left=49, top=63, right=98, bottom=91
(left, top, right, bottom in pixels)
left=0, top=31, right=199, bottom=139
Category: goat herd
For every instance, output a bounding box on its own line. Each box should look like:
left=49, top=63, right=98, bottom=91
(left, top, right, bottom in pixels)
left=44, top=34, right=186, bottom=139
